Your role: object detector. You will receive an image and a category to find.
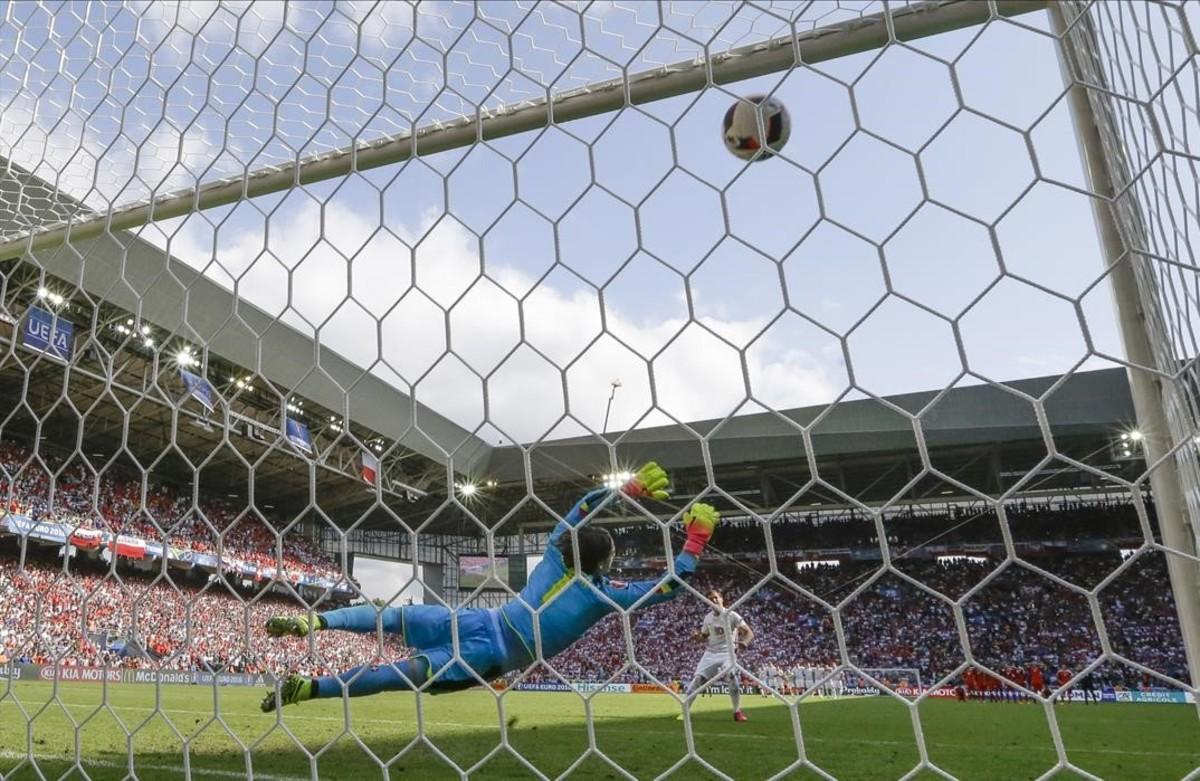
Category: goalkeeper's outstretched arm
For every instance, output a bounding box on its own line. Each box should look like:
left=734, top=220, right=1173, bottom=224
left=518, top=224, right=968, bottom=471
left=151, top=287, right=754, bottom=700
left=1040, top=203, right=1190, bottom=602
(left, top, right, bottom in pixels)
left=599, top=502, right=720, bottom=611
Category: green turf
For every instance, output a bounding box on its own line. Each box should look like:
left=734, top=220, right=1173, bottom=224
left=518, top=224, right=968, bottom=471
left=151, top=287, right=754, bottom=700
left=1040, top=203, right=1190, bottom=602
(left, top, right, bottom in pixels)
left=0, top=681, right=1196, bottom=779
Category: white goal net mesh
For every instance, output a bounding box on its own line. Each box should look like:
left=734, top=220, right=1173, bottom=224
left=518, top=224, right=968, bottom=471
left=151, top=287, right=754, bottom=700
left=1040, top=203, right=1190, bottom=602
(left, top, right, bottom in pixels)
left=0, top=1, right=1198, bottom=779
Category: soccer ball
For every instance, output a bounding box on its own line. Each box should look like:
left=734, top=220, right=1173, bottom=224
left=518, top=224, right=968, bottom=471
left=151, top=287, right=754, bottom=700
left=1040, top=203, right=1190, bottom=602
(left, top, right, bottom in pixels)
left=722, top=95, right=791, bottom=161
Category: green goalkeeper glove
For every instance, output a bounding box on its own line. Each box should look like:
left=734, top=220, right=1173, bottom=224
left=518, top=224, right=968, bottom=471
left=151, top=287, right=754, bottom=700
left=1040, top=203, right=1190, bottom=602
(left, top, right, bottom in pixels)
left=621, top=461, right=670, bottom=501
left=682, top=503, right=719, bottom=556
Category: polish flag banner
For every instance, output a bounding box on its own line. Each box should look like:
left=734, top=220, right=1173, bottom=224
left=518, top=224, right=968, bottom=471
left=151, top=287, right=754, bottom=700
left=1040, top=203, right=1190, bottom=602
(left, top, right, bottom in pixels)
left=360, top=450, right=379, bottom=485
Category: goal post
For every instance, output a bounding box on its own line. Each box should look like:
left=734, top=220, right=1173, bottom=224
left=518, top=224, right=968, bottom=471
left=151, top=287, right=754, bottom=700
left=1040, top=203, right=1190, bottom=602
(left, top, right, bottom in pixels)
left=1048, top=0, right=1200, bottom=689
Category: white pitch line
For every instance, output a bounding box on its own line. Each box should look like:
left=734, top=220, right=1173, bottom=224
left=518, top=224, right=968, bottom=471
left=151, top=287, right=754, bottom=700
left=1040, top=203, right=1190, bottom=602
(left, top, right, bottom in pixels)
left=0, top=749, right=308, bottom=781
left=25, top=700, right=1200, bottom=760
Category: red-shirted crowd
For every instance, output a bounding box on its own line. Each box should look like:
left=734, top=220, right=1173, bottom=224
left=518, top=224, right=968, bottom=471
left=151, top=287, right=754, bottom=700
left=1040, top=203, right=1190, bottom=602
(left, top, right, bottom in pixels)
left=0, top=442, right=338, bottom=581
left=0, top=440, right=1189, bottom=695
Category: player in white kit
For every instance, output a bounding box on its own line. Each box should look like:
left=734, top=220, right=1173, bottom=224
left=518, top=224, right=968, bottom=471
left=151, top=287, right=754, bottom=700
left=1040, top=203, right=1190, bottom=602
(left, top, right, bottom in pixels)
left=681, top=589, right=754, bottom=722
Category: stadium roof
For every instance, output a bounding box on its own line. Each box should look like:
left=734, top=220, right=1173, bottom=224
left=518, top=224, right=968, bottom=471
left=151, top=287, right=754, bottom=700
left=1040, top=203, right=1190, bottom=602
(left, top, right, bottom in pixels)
left=464, top=367, right=1140, bottom=531
left=486, top=368, right=1136, bottom=478
left=0, top=157, right=1143, bottom=533
left=0, top=156, right=487, bottom=472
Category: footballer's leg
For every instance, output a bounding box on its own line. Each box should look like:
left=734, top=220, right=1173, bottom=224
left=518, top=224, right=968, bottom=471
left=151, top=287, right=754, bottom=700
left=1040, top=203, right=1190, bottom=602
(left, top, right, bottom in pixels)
left=266, top=604, right=454, bottom=648
left=683, top=667, right=711, bottom=700
left=261, top=606, right=507, bottom=712
left=678, top=660, right=723, bottom=720
left=265, top=605, right=404, bottom=638
left=728, top=670, right=746, bottom=722
left=686, top=655, right=725, bottom=699
left=261, top=655, right=434, bottom=712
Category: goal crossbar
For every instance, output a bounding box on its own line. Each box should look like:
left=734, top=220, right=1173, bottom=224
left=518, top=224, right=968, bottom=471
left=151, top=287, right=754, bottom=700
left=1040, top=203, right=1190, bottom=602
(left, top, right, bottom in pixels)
left=0, top=0, right=1047, bottom=263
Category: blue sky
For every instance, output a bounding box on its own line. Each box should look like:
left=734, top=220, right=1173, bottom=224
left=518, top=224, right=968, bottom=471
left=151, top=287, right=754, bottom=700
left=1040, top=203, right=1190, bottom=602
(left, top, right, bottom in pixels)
left=0, top=1, right=1127, bottom=445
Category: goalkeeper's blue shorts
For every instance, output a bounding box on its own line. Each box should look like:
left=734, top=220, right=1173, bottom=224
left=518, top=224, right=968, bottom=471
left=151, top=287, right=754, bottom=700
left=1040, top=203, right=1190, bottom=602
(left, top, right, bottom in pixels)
left=401, top=605, right=518, bottom=691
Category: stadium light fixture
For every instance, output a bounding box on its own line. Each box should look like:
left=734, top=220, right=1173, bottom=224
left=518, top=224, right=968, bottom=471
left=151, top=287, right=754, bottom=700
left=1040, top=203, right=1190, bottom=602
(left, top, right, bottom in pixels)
left=602, top=471, right=633, bottom=489
left=457, top=482, right=478, bottom=497
left=37, top=287, right=64, bottom=306
left=1128, top=429, right=1143, bottom=441
left=175, top=348, right=197, bottom=367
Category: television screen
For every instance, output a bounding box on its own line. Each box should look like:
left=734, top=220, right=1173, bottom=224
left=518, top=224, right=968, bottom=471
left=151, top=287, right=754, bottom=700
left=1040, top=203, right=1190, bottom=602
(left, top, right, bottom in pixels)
left=351, top=555, right=424, bottom=604
left=458, top=555, right=508, bottom=589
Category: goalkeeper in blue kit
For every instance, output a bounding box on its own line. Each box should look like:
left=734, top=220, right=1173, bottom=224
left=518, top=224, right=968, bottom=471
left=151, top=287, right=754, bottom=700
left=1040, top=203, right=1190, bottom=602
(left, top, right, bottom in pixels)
left=260, top=462, right=720, bottom=711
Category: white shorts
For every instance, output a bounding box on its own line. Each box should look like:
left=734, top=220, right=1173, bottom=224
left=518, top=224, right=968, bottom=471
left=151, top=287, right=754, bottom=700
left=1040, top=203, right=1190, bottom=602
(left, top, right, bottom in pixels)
left=691, top=649, right=737, bottom=682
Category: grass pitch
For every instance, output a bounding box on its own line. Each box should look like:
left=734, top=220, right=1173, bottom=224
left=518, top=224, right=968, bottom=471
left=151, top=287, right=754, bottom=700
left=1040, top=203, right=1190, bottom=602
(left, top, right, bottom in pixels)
left=0, top=681, right=1197, bottom=780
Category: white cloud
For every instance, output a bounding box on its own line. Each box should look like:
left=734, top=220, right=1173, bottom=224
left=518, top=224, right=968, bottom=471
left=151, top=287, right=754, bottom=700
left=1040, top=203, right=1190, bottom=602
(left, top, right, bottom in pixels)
left=155, top=206, right=844, bottom=443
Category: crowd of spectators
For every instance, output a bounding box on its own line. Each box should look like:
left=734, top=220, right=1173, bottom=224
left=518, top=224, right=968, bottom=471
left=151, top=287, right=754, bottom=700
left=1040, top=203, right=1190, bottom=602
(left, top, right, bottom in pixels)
left=610, top=499, right=1149, bottom=559
left=0, top=441, right=338, bottom=581
left=1, top=547, right=1184, bottom=689
left=0, top=555, right=405, bottom=676
left=525, top=553, right=1189, bottom=691
left=0, top=438, right=1189, bottom=694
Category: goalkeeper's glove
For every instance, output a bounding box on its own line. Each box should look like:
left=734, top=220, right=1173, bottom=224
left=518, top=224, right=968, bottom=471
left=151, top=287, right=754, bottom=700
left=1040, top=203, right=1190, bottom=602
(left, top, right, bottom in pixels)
left=621, top=461, right=670, bottom=501
left=265, top=615, right=324, bottom=638
left=682, top=502, right=719, bottom=556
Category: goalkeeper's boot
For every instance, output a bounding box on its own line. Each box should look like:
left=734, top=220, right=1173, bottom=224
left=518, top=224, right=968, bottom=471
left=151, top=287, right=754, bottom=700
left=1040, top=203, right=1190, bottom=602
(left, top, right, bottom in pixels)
left=733, top=709, right=748, bottom=722
left=265, top=614, right=322, bottom=637
left=260, top=675, right=315, bottom=713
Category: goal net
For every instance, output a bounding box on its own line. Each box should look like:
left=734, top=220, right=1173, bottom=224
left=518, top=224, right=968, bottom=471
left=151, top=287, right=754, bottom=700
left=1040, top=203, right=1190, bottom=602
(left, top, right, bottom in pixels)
left=0, top=0, right=1198, bottom=778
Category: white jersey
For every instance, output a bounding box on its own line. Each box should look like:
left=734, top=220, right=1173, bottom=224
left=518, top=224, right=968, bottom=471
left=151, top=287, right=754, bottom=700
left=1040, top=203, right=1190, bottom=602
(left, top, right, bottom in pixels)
left=701, top=609, right=746, bottom=653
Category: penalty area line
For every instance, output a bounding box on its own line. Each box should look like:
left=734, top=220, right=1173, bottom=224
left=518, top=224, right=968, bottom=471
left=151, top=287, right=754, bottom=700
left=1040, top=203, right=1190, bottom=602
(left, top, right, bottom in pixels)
left=0, top=749, right=308, bottom=781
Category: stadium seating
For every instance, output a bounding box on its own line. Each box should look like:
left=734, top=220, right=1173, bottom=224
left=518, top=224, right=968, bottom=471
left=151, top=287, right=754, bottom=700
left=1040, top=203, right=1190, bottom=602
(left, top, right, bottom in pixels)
left=0, top=441, right=339, bottom=581
left=0, top=557, right=407, bottom=676
left=0, top=439, right=1188, bottom=690
left=523, top=555, right=1188, bottom=690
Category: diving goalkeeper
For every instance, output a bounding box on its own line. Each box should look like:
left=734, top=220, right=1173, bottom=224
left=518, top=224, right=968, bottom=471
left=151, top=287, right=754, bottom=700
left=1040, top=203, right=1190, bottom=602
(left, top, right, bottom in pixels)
left=260, top=462, right=719, bottom=711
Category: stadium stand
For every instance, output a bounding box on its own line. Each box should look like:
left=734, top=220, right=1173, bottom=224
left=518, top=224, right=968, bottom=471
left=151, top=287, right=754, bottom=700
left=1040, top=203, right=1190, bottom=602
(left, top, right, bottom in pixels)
left=609, top=501, right=1148, bottom=556
left=0, top=440, right=339, bottom=581
left=0, top=557, right=406, bottom=676
left=526, top=554, right=1188, bottom=690
left=0, top=437, right=1187, bottom=691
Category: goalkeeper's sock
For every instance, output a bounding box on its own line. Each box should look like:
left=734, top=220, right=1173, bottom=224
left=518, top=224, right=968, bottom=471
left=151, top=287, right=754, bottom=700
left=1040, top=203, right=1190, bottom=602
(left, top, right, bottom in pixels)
left=730, top=677, right=742, bottom=712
